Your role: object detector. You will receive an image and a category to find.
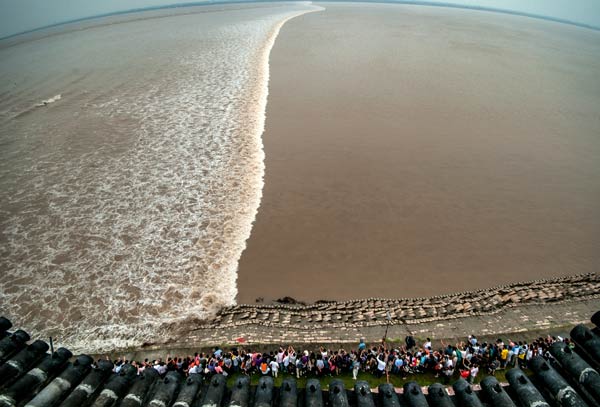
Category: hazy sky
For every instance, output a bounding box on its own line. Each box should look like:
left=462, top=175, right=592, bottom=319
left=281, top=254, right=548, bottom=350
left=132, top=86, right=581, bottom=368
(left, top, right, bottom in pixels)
left=0, top=0, right=599, bottom=39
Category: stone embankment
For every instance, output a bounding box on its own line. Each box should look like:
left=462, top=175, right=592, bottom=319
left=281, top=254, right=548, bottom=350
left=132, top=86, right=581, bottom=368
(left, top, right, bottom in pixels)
left=210, top=273, right=600, bottom=329
left=157, top=273, right=600, bottom=351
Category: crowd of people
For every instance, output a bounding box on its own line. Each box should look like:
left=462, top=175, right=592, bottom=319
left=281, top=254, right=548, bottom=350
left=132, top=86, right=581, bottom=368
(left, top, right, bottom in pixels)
left=109, top=333, right=572, bottom=385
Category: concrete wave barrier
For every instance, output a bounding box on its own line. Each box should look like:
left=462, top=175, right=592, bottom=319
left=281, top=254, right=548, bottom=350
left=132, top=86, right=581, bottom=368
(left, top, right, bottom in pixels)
left=120, top=365, right=160, bottom=407
left=354, top=381, right=374, bottom=407
left=0, top=319, right=12, bottom=340
left=570, top=324, right=600, bottom=369
left=426, top=383, right=454, bottom=407
left=0, top=347, right=72, bottom=407
left=58, top=359, right=114, bottom=407
left=0, top=304, right=599, bottom=406
left=452, top=378, right=484, bottom=407
left=377, top=383, right=399, bottom=407
left=305, top=379, right=323, bottom=407
left=402, top=382, right=428, bottom=407
left=0, top=340, right=49, bottom=388
left=479, top=376, right=515, bottom=407
left=173, top=373, right=202, bottom=407
left=591, top=310, right=600, bottom=329
left=529, top=356, right=588, bottom=407
left=229, top=376, right=251, bottom=407
left=146, top=371, right=181, bottom=407
left=90, top=363, right=137, bottom=407
left=549, top=341, right=600, bottom=404
left=202, top=372, right=227, bottom=407
left=329, top=380, right=348, bottom=407
left=505, top=368, right=550, bottom=407
left=280, top=378, right=298, bottom=407
left=254, top=376, right=274, bottom=407
left=0, top=330, right=30, bottom=364
left=24, top=354, right=93, bottom=407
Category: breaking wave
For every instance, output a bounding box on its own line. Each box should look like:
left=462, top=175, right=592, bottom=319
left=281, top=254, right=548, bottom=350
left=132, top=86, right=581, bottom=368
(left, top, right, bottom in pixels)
left=0, top=2, right=322, bottom=353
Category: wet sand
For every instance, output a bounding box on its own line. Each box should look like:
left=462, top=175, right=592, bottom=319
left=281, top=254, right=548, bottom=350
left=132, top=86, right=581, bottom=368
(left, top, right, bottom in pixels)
left=237, top=3, right=600, bottom=304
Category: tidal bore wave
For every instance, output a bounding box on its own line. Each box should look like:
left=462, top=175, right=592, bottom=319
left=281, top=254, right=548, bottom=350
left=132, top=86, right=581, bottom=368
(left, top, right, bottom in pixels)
left=0, top=2, right=322, bottom=352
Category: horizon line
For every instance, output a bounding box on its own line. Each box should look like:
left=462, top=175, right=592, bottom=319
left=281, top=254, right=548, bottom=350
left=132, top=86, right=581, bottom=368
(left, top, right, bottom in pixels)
left=1, top=0, right=599, bottom=42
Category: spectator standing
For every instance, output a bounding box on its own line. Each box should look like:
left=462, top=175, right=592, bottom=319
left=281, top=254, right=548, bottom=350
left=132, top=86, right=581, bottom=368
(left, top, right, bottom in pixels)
left=376, top=354, right=386, bottom=378
left=270, top=359, right=279, bottom=378
left=352, top=353, right=360, bottom=380
left=469, top=364, right=479, bottom=383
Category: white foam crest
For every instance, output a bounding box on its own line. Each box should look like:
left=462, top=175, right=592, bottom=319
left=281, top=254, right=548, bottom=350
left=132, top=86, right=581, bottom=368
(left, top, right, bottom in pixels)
left=0, top=2, right=323, bottom=353
left=35, top=94, right=61, bottom=107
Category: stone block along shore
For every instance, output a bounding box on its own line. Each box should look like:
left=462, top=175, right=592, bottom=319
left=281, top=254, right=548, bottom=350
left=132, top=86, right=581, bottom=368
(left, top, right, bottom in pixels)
left=153, top=273, right=600, bottom=353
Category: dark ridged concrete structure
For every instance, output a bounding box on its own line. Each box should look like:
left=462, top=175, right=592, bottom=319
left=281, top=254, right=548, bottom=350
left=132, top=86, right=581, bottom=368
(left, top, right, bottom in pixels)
left=0, top=310, right=599, bottom=407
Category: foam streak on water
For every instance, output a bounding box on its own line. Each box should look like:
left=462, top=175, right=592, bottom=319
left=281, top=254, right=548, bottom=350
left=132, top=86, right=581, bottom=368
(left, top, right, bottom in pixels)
left=0, top=2, right=322, bottom=352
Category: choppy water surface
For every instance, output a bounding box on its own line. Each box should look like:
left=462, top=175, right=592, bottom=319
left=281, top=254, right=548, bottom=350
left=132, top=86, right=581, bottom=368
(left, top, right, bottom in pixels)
left=0, top=2, right=320, bottom=352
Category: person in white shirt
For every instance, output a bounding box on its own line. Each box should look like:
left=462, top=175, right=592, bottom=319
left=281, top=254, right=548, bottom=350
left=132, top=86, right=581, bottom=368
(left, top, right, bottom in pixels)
left=376, top=355, right=386, bottom=378
left=443, top=357, right=454, bottom=384
left=315, top=356, right=325, bottom=376
left=269, top=360, right=279, bottom=378
left=283, top=354, right=290, bottom=371
left=351, top=353, right=360, bottom=380
left=154, top=362, right=167, bottom=376
left=526, top=347, right=534, bottom=366
left=289, top=352, right=297, bottom=375
left=276, top=348, right=285, bottom=371
left=469, top=364, right=479, bottom=383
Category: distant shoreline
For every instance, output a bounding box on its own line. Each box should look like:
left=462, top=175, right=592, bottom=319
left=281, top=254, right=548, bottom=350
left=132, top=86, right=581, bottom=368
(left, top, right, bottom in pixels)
left=2, top=0, right=598, bottom=41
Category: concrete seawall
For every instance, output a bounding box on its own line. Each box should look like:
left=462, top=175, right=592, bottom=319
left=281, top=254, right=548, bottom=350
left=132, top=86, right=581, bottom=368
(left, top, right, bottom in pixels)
left=3, top=303, right=600, bottom=406
left=154, top=273, right=600, bottom=352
